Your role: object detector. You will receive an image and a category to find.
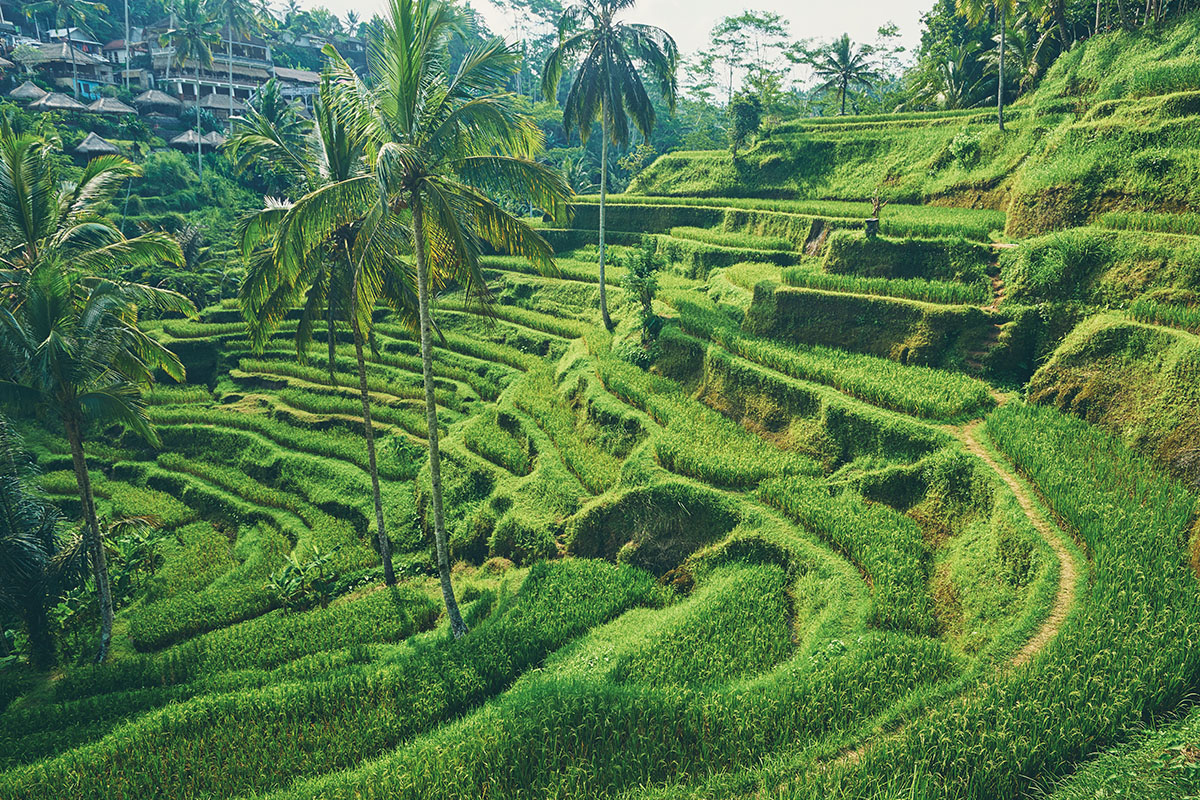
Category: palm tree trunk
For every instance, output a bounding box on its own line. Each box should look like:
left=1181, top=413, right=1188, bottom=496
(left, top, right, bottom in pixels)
left=1116, top=0, right=1133, bottom=28
left=411, top=190, right=467, bottom=639
left=21, top=595, right=55, bottom=670
left=349, top=277, right=395, bottom=587
left=598, top=101, right=613, bottom=331
left=64, top=414, right=114, bottom=664
left=840, top=79, right=847, bottom=115
left=227, top=21, right=235, bottom=133
left=1054, top=1, right=1073, bottom=46
left=71, top=45, right=80, bottom=100
left=195, top=64, right=203, bottom=179
left=1096, top=0, right=1102, bottom=34
left=998, top=5, right=1006, bottom=132
left=124, top=0, right=130, bottom=91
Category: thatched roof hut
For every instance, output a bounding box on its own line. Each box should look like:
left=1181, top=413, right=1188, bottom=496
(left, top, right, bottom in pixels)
left=9, top=81, right=47, bottom=101
left=197, top=93, right=248, bottom=116
left=133, top=89, right=182, bottom=114
left=201, top=131, right=226, bottom=148
left=169, top=129, right=202, bottom=149
left=86, top=97, right=136, bottom=115
left=29, top=92, right=88, bottom=112
left=75, top=132, right=119, bottom=156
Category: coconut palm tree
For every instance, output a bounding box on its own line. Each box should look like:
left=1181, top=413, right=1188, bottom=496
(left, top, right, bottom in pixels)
left=24, top=0, right=108, bottom=99
left=0, top=268, right=193, bottom=664
left=957, top=0, right=1017, bottom=130
left=0, top=415, right=64, bottom=670
left=542, top=0, right=676, bottom=331
left=162, top=0, right=221, bottom=177
left=318, top=0, right=571, bottom=637
left=228, top=76, right=413, bottom=586
left=912, top=42, right=986, bottom=110
left=206, top=0, right=262, bottom=131
left=809, top=33, right=880, bottom=116
left=980, top=18, right=1039, bottom=96
left=0, top=128, right=189, bottom=664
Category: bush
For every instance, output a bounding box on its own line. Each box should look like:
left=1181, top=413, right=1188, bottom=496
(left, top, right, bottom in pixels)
left=137, top=150, right=197, bottom=197
left=567, top=481, right=741, bottom=576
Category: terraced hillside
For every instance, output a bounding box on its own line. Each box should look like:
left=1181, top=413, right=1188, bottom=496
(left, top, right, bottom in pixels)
left=633, top=12, right=1200, bottom=239
left=2, top=182, right=1197, bottom=798
left=3, top=14, right=1200, bottom=800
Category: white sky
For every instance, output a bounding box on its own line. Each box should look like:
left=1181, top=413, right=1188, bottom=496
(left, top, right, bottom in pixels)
left=295, top=0, right=934, bottom=63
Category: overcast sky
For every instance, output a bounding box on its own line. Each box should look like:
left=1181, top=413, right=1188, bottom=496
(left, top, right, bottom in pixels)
left=297, top=0, right=934, bottom=62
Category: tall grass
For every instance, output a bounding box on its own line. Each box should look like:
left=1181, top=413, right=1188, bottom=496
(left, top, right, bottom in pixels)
left=1097, top=210, right=1200, bottom=237
left=669, top=292, right=995, bottom=420
left=761, top=477, right=936, bottom=635
left=0, top=561, right=661, bottom=800
left=783, top=267, right=991, bottom=306
left=669, top=226, right=795, bottom=252
left=1126, top=295, right=1200, bottom=332
left=810, top=403, right=1200, bottom=798
left=578, top=195, right=1006, bottom=240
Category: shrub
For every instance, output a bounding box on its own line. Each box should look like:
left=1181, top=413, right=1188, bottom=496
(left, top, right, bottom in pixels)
left=567, top=481, right=741, bottom=576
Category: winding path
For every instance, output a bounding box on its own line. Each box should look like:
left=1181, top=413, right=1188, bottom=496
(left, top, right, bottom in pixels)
left=957, top=419, right=1081, bottom=667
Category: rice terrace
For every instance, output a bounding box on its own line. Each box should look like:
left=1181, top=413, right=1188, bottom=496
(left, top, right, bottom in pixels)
left=1, top=0, right=1199, bottom=797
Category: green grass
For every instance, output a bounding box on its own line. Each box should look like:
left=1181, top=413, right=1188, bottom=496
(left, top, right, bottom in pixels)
left=578, top=195, right=1006, bottom=240
left=1097, top=210, right=1200, bottom=237
left=1045, top=704, right=1200, bottom=799
left=799, top=402, right=1200, bottom=798
left=783, top=266, right=991, bottom=305
left=0, top=561, right=661, bottom=800
left=668, top=226, right=795, bottom=252
left=669, top=290, right=995, bottom=421
left=761, top=476, right=936, bottom=635
left=1127, top=295, right=1200, bottom=333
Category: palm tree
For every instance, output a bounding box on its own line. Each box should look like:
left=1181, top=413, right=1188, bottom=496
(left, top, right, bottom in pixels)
left=542, top=0, right=676, bottom=331
left=0, top=415, right=64, bottom=670
left=980, top=19, right=1039, bottom=96
left=320, top=0, right=571, bottom=637
left=162, top=0, right=221, bottom=177
left=0, top=129, right=189, bottom=663
left=957, top=0, right=1017, bottom=130
left=229, top=75, right=413, bottom=586
left=1027, top=0, right=1073, bottom=47
left=913, top=42, right=986, bottom=110
left=24, top=0, right=109, bottom=99
left=810, top=33, right=880, bottom=116
left=206, top=0, right=261, bottom=131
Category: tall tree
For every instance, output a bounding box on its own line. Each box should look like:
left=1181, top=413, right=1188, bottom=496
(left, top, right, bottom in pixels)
left=24, top=0, right=109, bottom=99
left=0, top=129, right=189, bottom=663
left=206, top=0, right=261, bottom=131
left=957, top=0, right=1016, bottom=130
left=321, top=0, right=571, bottom=637
left=808, top=33, right=881, bottom=115
left=543, top=0, right=676, bottom=331
left=0, top=416, right=64, bottom=670
left=162, top=0, right=220, bottom=177
left=912, top=41, right=986, bottom=109
left=229, top=76, right=412, bottom=586
left=699, top=10, right=789, bottom=104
